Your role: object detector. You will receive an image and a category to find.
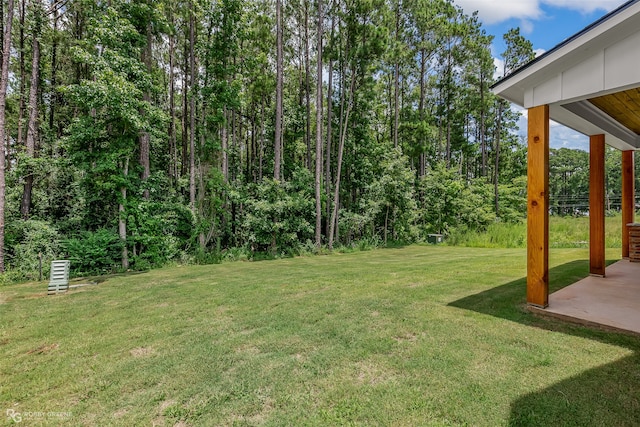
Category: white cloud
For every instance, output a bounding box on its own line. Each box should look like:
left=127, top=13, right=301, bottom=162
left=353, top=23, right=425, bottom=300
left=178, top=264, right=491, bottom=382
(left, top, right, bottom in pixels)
left=516, top=107, right=590, bottom=151
left=550, top=125, right=589, bottom=150
left=454, top=0, right=625, bottom=25
left=454, top=0, right=542, bottom=25
left=543, top=0, right=624, bottom=14
left=520, top=19, right=535, bottom=34
left=513, top=104, right=589, bottom=150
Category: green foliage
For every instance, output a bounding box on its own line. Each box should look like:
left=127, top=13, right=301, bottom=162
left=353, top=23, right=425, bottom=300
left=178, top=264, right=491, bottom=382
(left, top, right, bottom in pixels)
left=5, top=220, right=63, bottom=281
left=241, top=170, right=314, bottom=254
left=418, top=163, right=480, bottom=235
left=502, top=27, right=536, bottom=75
left=549, top=148, right=589, bottom=215
left=418, top=163, right=463, bottom=235
left=363, top=148, right=417, bottom=242
left=497, top=176, right=527, bottom=223
left=195, top=168, right=229, bottom=252
left=63, top=229, right=124, bottom=276
left=417, top=164, right=500, bottom=238
left=458, top=179, right=497, bottom=230
left=127, top=200, right=194, bottom=268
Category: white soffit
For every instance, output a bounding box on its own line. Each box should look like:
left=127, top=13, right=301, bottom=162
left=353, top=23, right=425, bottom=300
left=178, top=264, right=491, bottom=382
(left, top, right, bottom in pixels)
left=553, top=103, right=640, bottom=150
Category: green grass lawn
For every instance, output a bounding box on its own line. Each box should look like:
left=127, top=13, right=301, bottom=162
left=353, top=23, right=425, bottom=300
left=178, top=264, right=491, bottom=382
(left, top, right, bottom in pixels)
left=1, top=246, right=639, bottom=426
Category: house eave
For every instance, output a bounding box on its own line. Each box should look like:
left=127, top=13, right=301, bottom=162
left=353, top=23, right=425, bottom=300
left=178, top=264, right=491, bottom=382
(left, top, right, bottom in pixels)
left=491, top=0, right=640, bottom=108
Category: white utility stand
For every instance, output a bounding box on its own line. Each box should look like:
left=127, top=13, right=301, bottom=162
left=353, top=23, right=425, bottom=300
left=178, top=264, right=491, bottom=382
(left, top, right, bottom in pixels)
left=48, top=260, right=70, bottom=295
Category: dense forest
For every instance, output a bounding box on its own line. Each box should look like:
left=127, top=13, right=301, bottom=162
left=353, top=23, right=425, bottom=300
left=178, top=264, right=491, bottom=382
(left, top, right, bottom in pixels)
left=0, top=0, right=636, bottom=280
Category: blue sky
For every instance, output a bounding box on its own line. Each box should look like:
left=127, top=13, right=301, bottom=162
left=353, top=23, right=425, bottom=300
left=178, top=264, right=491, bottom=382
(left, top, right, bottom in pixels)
left=453, top=0, right=631, bottom=150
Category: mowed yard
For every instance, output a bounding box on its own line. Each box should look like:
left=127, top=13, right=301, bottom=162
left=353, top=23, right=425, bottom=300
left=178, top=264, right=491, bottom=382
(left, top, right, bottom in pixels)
left=1, top=246, right=639, bottom=426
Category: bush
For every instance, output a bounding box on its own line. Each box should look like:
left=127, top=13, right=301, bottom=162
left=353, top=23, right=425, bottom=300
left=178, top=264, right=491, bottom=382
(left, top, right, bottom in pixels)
left=417, top=164, right=496, bottom=237
left=240, top=170, right=314, bottom=254
left=127, top=201, right=193, bottom=268
left=63, top=229, right=123, bottom=276
left=6, top=220, right=62, bottom=281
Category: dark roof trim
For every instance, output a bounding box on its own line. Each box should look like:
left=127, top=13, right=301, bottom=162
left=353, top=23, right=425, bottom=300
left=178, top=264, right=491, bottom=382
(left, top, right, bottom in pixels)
left=490, top=0, right=640, bottom=89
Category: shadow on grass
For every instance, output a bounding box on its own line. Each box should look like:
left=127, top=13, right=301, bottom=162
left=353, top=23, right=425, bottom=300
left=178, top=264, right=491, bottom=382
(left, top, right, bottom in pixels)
left=508, top=353, right=640, bottom=426
left=75, top=269, right=149, bottom=284
left=449, top=259, right=640, bottom=426
left=448, top=259, right=634, bottom=343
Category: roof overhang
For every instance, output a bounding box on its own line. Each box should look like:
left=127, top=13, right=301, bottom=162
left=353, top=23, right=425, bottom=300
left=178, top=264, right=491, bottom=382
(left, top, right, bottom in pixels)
left=492, top=0, right=640, bottom=150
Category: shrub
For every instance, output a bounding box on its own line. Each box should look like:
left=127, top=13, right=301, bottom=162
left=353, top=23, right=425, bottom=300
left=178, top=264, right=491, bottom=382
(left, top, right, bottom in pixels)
left=63, top=229, right=123, bottom=276
left=127, top=201, right=193, bottom=268
left=240, top=170, right=314, bottom=254
left=5, top=220, right=62, bottom=281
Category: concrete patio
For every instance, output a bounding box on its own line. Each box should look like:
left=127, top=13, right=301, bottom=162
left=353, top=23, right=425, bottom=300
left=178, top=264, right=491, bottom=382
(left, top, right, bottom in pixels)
left=530, top=259, right=640, bottom=336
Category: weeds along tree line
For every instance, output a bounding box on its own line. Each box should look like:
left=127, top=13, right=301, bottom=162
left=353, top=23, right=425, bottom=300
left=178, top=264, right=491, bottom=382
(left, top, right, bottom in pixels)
left=0, top=0, right=632, bottom=280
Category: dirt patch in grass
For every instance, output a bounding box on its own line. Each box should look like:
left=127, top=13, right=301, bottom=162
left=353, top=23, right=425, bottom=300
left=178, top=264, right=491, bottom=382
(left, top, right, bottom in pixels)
left=227, top=398, right=274, bottom=426
left=152, top=399, right=177, bottom=426
left=353, top=360, right=395, bottom=386
left=113, top=407, right=128, bottom=419
left=26, top=343, right=59, bottom=355
left=22, top=292, right=48, bottom=300
left=130, top=347, right=155, bottom=357
left=235, top=344, right=261, bottom=355
left=393, top=332, right=425, bottom=343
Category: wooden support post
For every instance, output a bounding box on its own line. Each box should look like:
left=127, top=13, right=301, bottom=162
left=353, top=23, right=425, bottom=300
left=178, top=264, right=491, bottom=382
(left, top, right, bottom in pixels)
left=527, top=105, right=549, bottom=308
left=622, top=151, right=635, bottom=259
left=589, top=135, right=605, bottom=277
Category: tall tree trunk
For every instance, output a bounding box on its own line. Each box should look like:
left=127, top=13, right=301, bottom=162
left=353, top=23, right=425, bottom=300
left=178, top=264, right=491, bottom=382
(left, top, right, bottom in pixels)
left=418, top=46, right=426, bottom=178
left=49, top=1, right=58, bottom=135
left=140, top=23, right=152, bottom=199
left=250, top=109, right=256, bottom=181
left=198, top=159, right=206, bottom=248
left=329, top=72, right=355, bottom=250
left=16, top=0, right=26, bottom=148
left=274, top=0, right=283, bottom=180
left=314, top=0, right=323, bottom=247
left=231, top=107, right=236, bottom=180
left=119, top=158, right=129, bottom=270
left=0, top=0, right=3, bottom=70
left=0, top=0, right=14, bottom=273
left=325, top=17, right=334, bottom=239
left=168, top=31, right=177, bottom=185
left=222, top=108, right=228, bottom=182
left=181, top=37, right=188, bottom=177
left=393, top=1, right=400, bottom=149
left=259, top=96, right=265, bottom=181
left=189, top=1, right=196, bottom=212
left=384, top=204, right=389, bottom=245
left=445, top=46, right=452, bottom=167
left=198, top=48, right=209, bottom=249
left=304, top=0, right=312, bottom=171
left=21, top=3, right=42, bottom=220
left=480, top=72, right=486, bottom=177
left=333, top=28, right=346, bottom=245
